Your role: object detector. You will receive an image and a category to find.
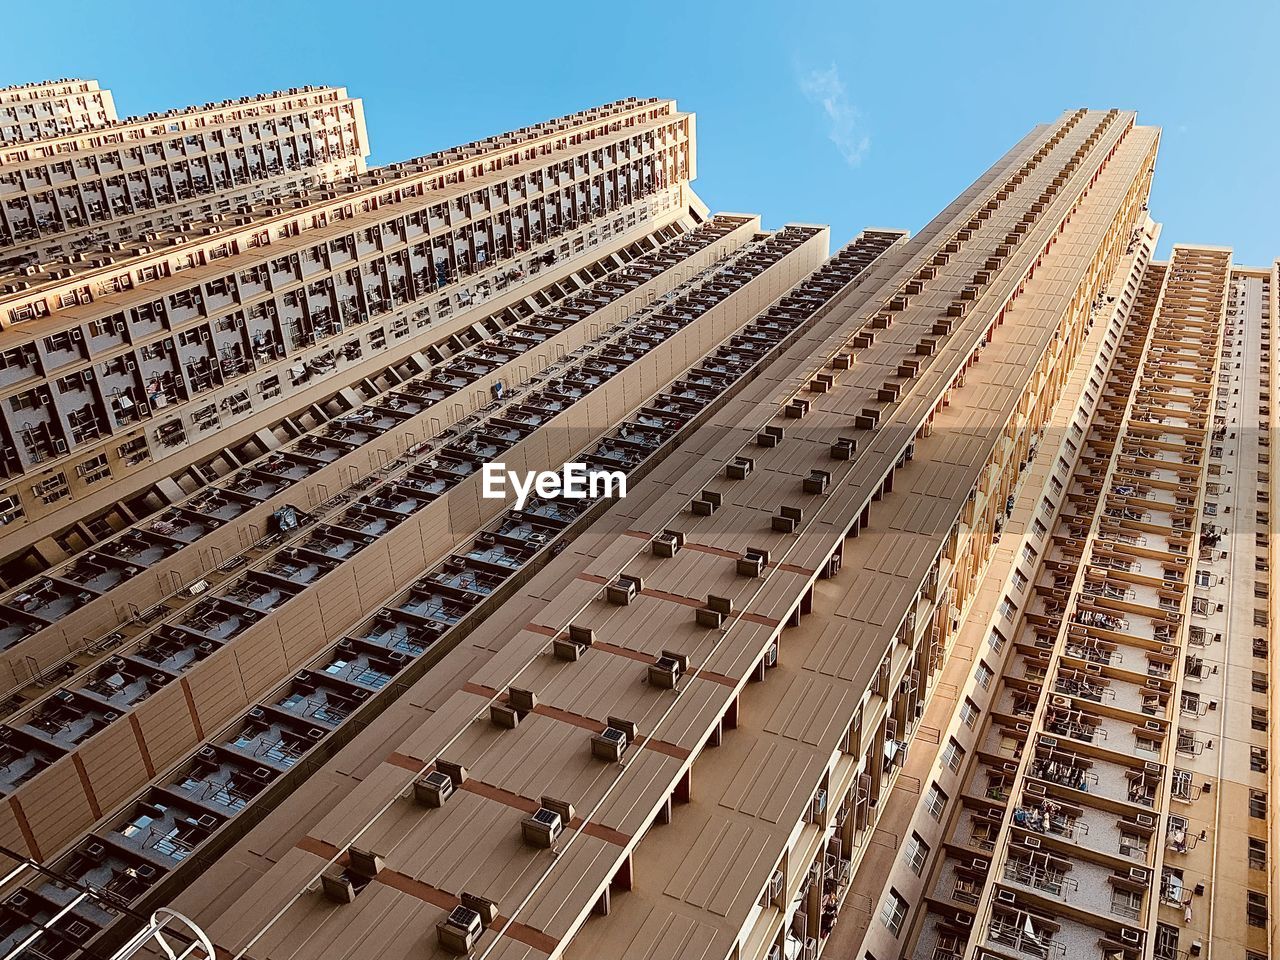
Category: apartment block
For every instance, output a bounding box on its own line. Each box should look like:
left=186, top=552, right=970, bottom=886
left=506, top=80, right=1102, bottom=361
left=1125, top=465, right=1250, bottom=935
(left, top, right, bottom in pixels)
left=19, top=107, right=1145, bottom=960
left=0, top=85, right=370, bottom=268
left=847, top=248, right=1277, bottom=960
left=0, top=95, right=697, bottom=598
left=0, top=82, right=1271, bottom=960
left=0, top=79, right=117, bottom=144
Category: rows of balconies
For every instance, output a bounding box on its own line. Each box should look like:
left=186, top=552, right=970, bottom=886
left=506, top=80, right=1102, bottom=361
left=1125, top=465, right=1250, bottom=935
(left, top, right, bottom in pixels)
left=0, top=103, right=686, bottom=325
left=0, top=223, right=825, bottom=792
left=0, top=227, right=799, bottom=779
left=0, top=216, right=749, bottom=649
left=910, top=248, right=1175, bottom=960
left=0, top=227, right=903, bottom=955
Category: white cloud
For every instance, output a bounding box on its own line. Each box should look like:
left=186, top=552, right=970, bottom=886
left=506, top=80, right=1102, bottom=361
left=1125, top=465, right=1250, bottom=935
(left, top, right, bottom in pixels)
left=798, top=64, right=870, bottom=166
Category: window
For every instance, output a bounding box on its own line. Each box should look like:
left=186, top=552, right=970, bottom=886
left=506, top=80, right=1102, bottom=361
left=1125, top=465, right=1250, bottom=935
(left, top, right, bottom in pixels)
left=1119, top=828, right=1148, bottom=859
left=998, top=596, right=1017, bottom=620
left=1171, top=769, right=1193, bottom=801
left=975, top=662, right=993, bottom=689
left=1248, top=838, right=1266, bottom=871
left=1250, top=790, right=1267, bottom=819
left=1195, top=569, right=1211, bottom=587
left=9, top=389, right=41, bottom=412
left=1012, top=570, right=1028, bottom=593
left=1112, top=887, right=1142, bottom=920
left=925, top=783, right=948, bottom=821
left=1247, top=891, right=1267, bottom=927
left=960, top=698, right=980, bottom=728
left=1255, top=637, right=1269, bottom=659
left=905, top=832, right=930, bottom=876
left=988, top=629, right=1005, bottom=653
left=1250, top=747, right=1268, bottom=773
left=75, top=453, right=110, bottom=485
left=32, top=472, right=70, bottom=505
left=880, top=889, right=908, bottom=936
left=1252, top=707, right=1268, bottom=732
left=1252, top=671, right=1269, bottom=694
left=1022, top=543, right=1037, bottom=564
left=941, top=738, right=964, bottom=773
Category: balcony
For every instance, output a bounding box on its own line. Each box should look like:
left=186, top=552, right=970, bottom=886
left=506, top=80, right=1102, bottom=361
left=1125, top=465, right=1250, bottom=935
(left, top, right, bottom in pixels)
left=99, top=529, right=181, bottom=567
left=2, top=576, right=95, bottom=622
left=18, top=690, right=121, bottom=749
left=220, top=574, right=301, bottom=614
left=353, top=611, right=446, bottom=658
left=109, top=797, right=221, bottom=866
left=59, top=552, right=141, bottom=594
left=272, top=673, right=365, bottom=727
left=133, top=628, right=219, bottom=674
left=226, top=713, right=321, bottom=770
left=317, top=640, right=406, bottom=691
left=78, top=658, right=168, bottom=709
left=175, top=597, right=262, bottom=641
left=166, top=750, right=274, bottom=815
left=223, top=468, right=290, bottom=501
left=260, top=548, right=339, bottom=586
left=0, top=732, right=60, bottom=795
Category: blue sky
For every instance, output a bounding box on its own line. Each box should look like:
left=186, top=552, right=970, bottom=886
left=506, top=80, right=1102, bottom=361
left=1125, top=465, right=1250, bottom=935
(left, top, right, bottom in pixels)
left=5, top=1, right=1276, bottom=265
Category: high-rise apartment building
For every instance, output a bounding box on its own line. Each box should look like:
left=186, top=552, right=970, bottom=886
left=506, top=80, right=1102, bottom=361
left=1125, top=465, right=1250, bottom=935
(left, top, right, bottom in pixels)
left=842, top=247, right=1277, bottom=960
left=0, top=89, right=695, bottom=603
left=0, top=84, right=370, bottom=267
left=0, top=81, right=1270, bottom=960
left=0, top=79, right=117, bottom=144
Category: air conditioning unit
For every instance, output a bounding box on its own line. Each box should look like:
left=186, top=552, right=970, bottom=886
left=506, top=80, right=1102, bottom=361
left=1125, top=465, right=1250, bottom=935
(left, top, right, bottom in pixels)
left=521, top=807, right=563, bottom=848
left=490, top=703, right=520, bottom=729
left=436, top=905, right=483, bottom=955
left=321, top=865, right=357, bottom=904
left=413, top=770, right=455, bottom=807
left=648, top=651, right=686, bottom=689
left=605, top=575, right=641, bottom=605
left=737, top=550, right=767, bottom=578
left=591, top=724, right=628, bottom=762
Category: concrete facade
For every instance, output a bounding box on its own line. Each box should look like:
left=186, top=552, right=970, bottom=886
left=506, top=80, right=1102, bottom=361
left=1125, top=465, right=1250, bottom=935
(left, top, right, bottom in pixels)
left=0, top=82, right=1270, bottom=960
